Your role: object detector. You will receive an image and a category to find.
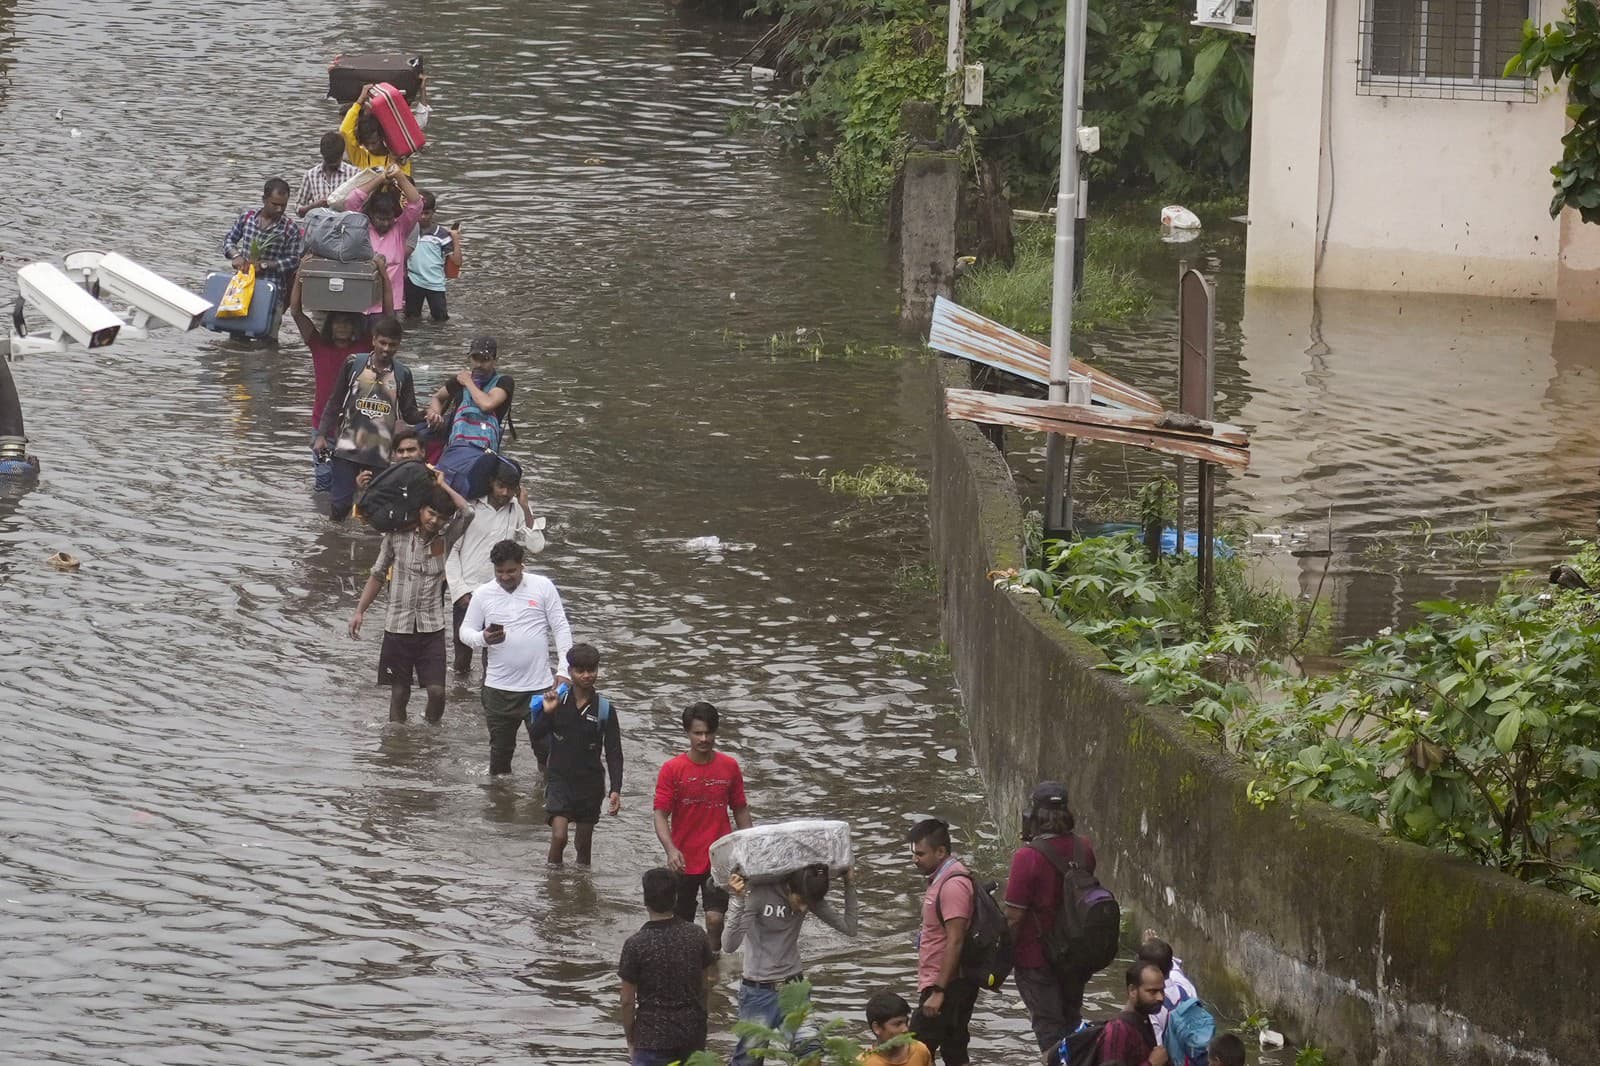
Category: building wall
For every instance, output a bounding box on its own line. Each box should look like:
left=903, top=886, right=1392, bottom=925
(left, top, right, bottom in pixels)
left=1244, top=0, right=1600, bottom=304
left=928, top=360, right=1600, bottom=1065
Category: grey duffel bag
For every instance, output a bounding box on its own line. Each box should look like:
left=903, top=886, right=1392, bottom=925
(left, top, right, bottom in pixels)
left=303, top=208, right=375, bottom=263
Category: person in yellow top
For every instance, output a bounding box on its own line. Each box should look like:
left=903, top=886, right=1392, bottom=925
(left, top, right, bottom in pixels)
left=341, top=80, right=431, bottom=174
left=860, top=991, right=933, bottom=1066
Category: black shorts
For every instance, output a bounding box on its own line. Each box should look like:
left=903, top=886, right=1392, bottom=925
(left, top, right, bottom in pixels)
left=544, top=776, right=603, bottom=825
left=673, top=871, right=730, bottom=922
left=377, top=629, right=446, bottom=688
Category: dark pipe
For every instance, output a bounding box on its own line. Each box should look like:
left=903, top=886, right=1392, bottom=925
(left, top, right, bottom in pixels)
left=0, top=355, right=40, bottom=480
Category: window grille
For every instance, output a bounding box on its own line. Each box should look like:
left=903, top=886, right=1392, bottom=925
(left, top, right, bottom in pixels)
left=1358, top=0, right=1537, bottom=101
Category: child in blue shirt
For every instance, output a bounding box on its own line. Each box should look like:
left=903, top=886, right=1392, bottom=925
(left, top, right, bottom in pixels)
left=405, top=189, right=462, bottom=321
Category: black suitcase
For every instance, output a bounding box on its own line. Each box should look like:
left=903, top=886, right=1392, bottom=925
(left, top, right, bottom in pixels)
left=327, top=53, right=425, bottom=105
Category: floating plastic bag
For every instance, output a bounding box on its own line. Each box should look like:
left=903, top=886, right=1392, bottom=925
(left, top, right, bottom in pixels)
left=709, top=819, right=852, bottom=887
left=215, top=265, right=256, bottom=318
left=1160, top=204, right=1201, bottom=229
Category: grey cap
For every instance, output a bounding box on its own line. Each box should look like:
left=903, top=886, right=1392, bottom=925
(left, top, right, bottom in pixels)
left=468, top=335, right=498, bottom=358
left=1031, top=780, right=1069, bottom=808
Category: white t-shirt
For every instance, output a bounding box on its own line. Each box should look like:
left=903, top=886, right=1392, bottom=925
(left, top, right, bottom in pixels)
left=1151, top=958, right=1198, bottom=1044
left=458, top=573, right=573, bottom=692
left=444, top=497, right=544, bottom=602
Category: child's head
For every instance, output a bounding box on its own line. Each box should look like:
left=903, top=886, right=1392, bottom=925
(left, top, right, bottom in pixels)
left=567, top=642, right=601, bottom=682
left=418, top=188, right=437, bottom=224
left=322, top=310, right=363, bottom=347
left=864, top=989, right=912, bottom=1042
left=1207, top=1034, right=1246, bottom=1066
left=642, top=867, right=677, bottom=916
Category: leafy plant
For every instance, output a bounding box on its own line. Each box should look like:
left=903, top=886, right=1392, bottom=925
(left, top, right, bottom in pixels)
left=678, top=980, right=913, bottom=1065
left=954, top=218, right=1154, bottom=335
left=1507, top=3, right=1600, bottom=222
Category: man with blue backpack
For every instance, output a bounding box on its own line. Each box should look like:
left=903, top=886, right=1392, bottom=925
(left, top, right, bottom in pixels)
left=422, top=335, right=514, bottom=496
left=530, top=643, right=622, bottom=867
left=1138, top=936, right=1214, bottom=1066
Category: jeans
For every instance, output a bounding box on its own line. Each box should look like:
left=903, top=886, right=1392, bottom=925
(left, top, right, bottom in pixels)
left=911, top=979, right=979, bottom=1066
left=732, top=979, right=815, bottom=1066
left=328, top=456, right=378, bottom=521
left=1014, top=963, right=1090, bottom=1051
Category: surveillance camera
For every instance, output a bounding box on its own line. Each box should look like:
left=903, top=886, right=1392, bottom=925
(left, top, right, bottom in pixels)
left=95, top=253, right=212, bottom=334
left=16, top=262, right=121, bottom=349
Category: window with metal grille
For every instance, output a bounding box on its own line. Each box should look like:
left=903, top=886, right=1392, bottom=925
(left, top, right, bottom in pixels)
left=1358, top=0, right=1537, bottom=101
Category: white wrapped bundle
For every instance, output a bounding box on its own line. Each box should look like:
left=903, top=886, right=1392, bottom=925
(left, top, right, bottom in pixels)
left=327, top=166, right=387, bottom=211
left=709, top=819, right=852, bottom=887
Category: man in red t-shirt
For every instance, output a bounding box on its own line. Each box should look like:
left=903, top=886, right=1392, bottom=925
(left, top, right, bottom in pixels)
left=1004, top=781, right=1100, bottom=1052
left=653, top=701, right=752, bottom=952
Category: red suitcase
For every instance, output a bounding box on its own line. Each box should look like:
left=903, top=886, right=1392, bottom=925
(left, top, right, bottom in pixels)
left=369, top=82, right=426, bottom=158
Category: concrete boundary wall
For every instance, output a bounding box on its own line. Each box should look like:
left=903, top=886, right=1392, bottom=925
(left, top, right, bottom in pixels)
left=927, top=360, right=1600, bottom=1065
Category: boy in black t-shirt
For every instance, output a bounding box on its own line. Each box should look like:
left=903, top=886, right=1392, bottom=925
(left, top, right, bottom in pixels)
left=619, top=867, right=716, bottom=1065
left=530, top=642, right=622, bottom=866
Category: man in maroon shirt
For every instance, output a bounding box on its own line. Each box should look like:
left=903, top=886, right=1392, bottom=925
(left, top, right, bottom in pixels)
left=1003, top=781, right=1100, bottom=1051
left=1099, top=961, right=1170, bottom=1066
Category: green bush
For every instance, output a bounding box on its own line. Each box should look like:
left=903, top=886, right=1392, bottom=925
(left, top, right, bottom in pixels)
left=998, top=534, right=1600, bottom=905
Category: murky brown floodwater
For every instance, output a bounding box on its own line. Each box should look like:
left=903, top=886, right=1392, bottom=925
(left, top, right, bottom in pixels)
left=0, top=2, right=1034, bottom=1062
left=1006, top=226, right=1600, bottom=645
left=4, top=2, right=1580, bottom=1063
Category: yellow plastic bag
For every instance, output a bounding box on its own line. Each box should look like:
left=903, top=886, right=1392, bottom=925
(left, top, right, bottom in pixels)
left=216, top=265, right=256, bottom=318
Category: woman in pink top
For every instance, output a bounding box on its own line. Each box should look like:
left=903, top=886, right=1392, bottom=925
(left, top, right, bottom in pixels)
left=345, top=166, right=424, bottom=317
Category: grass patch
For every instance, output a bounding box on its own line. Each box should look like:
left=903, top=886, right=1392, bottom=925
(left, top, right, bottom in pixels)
left=818, top=463, right=928, bottom=499
left=892, top=560, right=939, bottom=593
left=955, top=220, right=1155, bottom=335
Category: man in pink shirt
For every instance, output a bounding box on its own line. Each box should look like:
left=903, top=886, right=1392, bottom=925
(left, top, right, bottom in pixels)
left=907, top=818, right=977, bottom=1066
left=345, top=166, right=424, bottom=319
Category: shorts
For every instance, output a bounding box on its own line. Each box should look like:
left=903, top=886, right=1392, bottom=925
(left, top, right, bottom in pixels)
left=377, top=629, right=446, bottom=688
left=673, top=870, right=730, bottom=922
left=544, top=776, right=603, bottom=825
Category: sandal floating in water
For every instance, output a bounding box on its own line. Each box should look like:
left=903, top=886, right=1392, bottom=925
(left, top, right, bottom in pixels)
left=47, top=551, right=80, bottom=572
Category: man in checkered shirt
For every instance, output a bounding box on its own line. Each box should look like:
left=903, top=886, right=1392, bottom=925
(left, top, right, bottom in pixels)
left=221, top=177, right=304, bottom=337
left=297, top=131, right=359, bottom=217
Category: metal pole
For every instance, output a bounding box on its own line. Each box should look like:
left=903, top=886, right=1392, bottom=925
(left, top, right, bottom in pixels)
left=1044, top=0, right=1090, bottom=530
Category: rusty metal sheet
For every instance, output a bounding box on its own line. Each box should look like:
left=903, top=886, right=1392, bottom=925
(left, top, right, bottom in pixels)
left=928, top=297, right=1163, bottom=414
left=945, top=389, right=1250, bottom=469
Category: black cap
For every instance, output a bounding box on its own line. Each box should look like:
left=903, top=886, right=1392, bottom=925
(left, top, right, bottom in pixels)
left=1031, top=781, right=1069, bottom=808
left=469, top=335, right=497, bottom=358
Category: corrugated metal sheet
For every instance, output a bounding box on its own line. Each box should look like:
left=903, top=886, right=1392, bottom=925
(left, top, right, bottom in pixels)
left=945, top=388, right=1250, bottom=469
left=927, top=296, right=1163, bottom=414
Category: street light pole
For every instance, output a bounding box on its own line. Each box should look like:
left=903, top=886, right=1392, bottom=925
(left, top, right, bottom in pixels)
left=1044, top=0, right=1090, bottom=532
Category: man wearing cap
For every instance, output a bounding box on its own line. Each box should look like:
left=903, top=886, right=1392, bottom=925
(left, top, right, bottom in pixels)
left=424, top=335, right=515, bottom=496
left=1003, top=782, right=1101, bottom=1053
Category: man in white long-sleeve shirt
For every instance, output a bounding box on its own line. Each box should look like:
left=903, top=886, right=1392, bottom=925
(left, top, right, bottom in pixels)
left=445, top=463, right=545, bottom=677
left=458, top=539, right=573, bottom=776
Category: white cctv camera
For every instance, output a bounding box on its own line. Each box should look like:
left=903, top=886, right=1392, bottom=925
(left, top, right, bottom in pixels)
left=12, top=262, right=122, bottom=354
left=62, top=250, right=211, bottom=339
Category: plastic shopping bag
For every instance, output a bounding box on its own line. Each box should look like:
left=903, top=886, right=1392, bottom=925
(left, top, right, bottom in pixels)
left=215, top=265, right=256, bottom=318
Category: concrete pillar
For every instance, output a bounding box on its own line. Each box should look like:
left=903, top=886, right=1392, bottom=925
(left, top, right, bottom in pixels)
left=898, top=100, right=958, bottom=332
left=1244, top=0, right=1331, bottom=290
left=1557, top=206, right=1600, bottom=320
left=899, top=151, right=959, bottom=331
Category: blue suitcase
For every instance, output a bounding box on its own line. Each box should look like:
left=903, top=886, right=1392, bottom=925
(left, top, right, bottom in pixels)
left=200, top=271, right=280, bottom=339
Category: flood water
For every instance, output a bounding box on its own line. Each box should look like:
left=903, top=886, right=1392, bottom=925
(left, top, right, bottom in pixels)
left=1, top=1, right=1585, bottom=1064
left=1007, top=228, right=1600, bottom=644
left=0, top=2, right=1022, bottom=1062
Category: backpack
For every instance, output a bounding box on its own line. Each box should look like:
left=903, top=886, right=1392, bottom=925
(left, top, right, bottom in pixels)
left=933, top=870, right=1014, bottom=992
left=1162, top=996, right=1215, bottom=1066
left=1049, top=1021, right=1108, bottom=1066
left=466, top=450, right=522, bottom=501
left=1029, top=838, right=1121, bottom=974
left=447, top=373, right=506, bottom=452
left=355, top=458, right=435, bottom=532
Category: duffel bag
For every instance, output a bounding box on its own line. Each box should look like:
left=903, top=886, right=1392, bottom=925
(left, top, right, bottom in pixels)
left=355, top=459, right=436, bottom=532
left=304, top=207, right=375, bottom=263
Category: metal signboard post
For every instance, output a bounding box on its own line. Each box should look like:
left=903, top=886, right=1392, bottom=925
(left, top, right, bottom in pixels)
left=1176, top=263, right=1217, bottom=614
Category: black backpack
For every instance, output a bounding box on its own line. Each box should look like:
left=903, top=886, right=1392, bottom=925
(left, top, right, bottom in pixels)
left=355, top=458, right=435, bottom=532
left=1048, top=1021, right=1109, bottom=1066
left=1030, top=838, right=1121, bottom=974
left=934, top=870, right=1014, bottom=993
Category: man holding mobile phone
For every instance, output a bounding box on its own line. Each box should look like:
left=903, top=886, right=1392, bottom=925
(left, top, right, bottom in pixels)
left=458, top=538, right=573, bottom=776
